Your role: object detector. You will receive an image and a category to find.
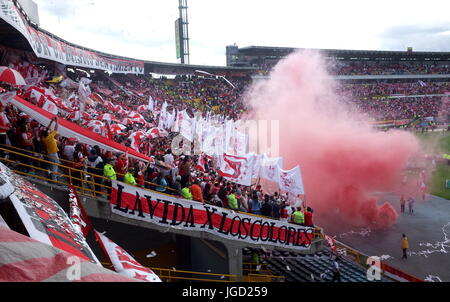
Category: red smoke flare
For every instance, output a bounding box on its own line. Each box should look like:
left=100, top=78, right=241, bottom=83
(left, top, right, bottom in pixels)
left=243, top=50, right=421, bottom=230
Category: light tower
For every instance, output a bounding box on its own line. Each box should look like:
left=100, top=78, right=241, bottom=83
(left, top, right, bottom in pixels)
left=176, top=0, right=190, bottom=64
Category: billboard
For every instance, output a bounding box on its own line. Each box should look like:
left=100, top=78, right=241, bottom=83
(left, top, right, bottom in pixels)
left=175, top=18, right=182, bottom=59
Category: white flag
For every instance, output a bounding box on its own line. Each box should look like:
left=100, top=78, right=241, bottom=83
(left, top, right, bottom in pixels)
left=158, top=102, right=169, bottom=129
left=42, top=99, right=59, bottom=115
left=167, top=109, right=176, bottom=130
left=202, top=123, right=217, bottom=156
left=231, top=130, right=248, bottom=156
left=278, top=166, right=305, bottom=195
left=95, top=231, right=162, bottom=282
left=218, top=153, right=256, bottom=186
left=252, top=154, right=263, bottom=179
left=172, top=110, right=184, bottom=133
left=78, top=78, right=92, bottom=102
left=260, top=155, right=284, bottom=183
left=148, top=96, right=154, bottom=112
left=180, top=111, right=195, bottom=141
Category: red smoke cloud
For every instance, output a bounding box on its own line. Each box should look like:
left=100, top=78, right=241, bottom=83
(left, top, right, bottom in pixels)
left=243, top=50, right=420, bottom=230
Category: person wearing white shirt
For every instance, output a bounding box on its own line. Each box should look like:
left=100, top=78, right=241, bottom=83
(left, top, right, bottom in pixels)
left=163, top=149, right=174, bottom=165
left=63, top=140, right=76, bottom=162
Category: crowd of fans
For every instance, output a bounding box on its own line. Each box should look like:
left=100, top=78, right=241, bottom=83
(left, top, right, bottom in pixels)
left=332, top=62, right=450, bottom=76
left=338, top=82, right=449, bottom=98
left=0, top=60, right=313, bottom=228
left=257, top=61, right=450, bottom=77
left=350, top=96, right=445, bottom=121
left=2, top=56, right=450, bottom=228
left=337, top=82, right=449, bottom=121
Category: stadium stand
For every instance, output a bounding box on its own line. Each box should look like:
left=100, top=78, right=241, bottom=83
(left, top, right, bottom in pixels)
left=1, top=0, right=444, bottom=282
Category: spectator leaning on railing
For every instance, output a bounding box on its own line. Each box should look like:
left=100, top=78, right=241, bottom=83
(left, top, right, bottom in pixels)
left=41, top=116, right=60, bottom=180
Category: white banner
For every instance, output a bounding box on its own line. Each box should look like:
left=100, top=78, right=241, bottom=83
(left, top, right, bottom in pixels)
left=110, top=181, right=315, bottom=251
left=95, top=231, right=162, bottom=282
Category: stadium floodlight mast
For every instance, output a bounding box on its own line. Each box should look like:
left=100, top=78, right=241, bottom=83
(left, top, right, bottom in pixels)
left=195, top=70, right=236, bottom=89
left=178, top=0, right=190, bottom=64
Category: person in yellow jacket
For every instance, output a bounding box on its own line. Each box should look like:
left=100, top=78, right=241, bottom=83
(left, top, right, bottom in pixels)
left=227, top=191, right=238, bottom=210
left=103, top=158, right=117, bottom=196
left=292, top=207, right=305, bottom=225
left=124, top=167, right=137, bottom=186
left=402, top=234, right=409, bottom=260
left=181, top=186, right=193, bottom=200
left=104, top=161, right=117, bottom=181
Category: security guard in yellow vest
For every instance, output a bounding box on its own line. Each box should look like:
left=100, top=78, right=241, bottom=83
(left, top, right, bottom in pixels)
left=103, top=158, right=116, bottom=197
left=181, top=186, right=193, bottom=200
left=292, top=208, right=305, bottom=225
left=227, top=192, right=238, bottom=210
left=124, top=167, right=137, bottom=186
left=104, top=162, right=117, bottom=181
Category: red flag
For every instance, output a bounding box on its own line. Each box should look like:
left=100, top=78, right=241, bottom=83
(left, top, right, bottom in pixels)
left=196, top=154, right=206, bottom=172
left=104, top=120, right=114, bottom=141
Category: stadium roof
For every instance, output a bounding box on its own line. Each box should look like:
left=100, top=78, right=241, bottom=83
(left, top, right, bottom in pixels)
left=35, top=26, right=256, bottom=74
left=0, top=1, right=255, bottom=76
left=236, top=45, right=450, bottom=61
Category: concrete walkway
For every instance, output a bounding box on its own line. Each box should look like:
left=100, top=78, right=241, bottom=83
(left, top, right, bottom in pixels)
left=317, top=193, right=450, bottom=282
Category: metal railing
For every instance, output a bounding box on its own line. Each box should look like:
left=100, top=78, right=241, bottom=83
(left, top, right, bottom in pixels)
left=243, top=262, right=270, bottom=274
left=0, top=145, right=179, bottom=199
left=244, top=274, right=286, bottom=282
left=242, top=263, right=285, bottom=282
left=100, top=262, right=237, bottom=282
left=151, top=268, right=238, bottom=282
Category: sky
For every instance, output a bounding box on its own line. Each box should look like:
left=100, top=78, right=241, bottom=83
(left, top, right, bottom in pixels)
left=32, top=0, right=450, bottom=66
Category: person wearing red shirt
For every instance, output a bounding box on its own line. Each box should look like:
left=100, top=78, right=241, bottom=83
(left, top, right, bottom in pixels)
left=114, top=153, right=128, bottom=181
left=136, top=161, right=149, bottom=187
left=304, top=207, right=314, bottom=227
left=190, top=179, right=204, bottom=204
left=18, top=123, right=35, bottom=174
left=136, top=169, right=145, bottom=187
left=179, top=156, right=191, bottom=188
